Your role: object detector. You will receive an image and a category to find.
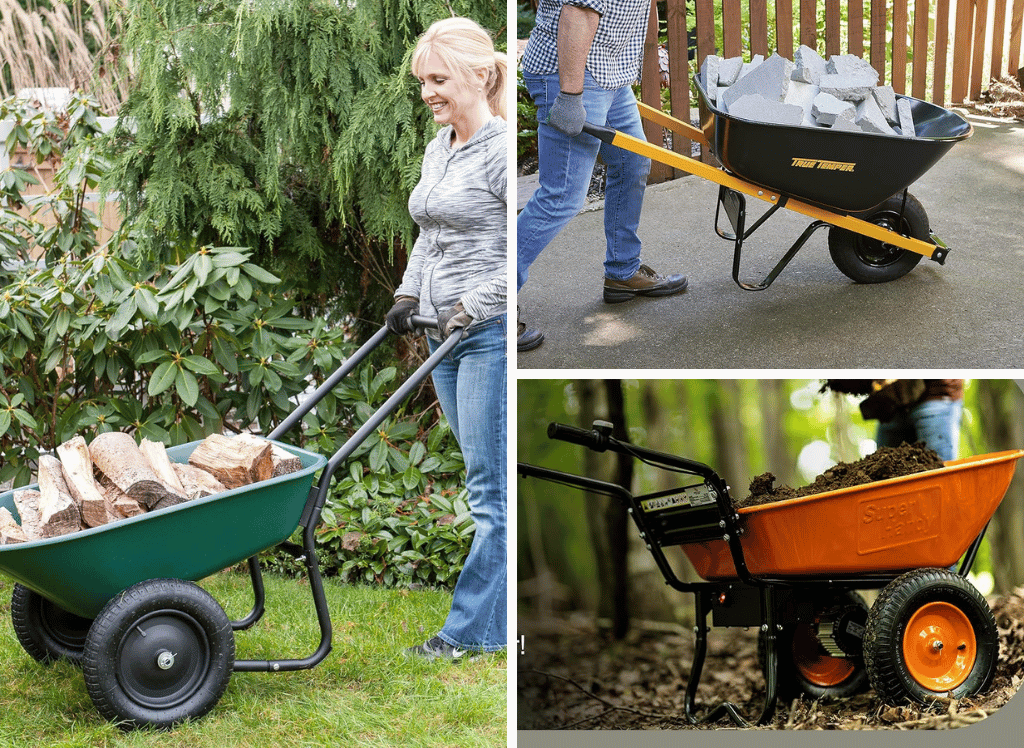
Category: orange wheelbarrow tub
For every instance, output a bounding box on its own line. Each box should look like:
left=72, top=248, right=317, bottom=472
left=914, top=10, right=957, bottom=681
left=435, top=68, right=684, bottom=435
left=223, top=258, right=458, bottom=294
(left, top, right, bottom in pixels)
left=681, top=450, right=1024, bottom=579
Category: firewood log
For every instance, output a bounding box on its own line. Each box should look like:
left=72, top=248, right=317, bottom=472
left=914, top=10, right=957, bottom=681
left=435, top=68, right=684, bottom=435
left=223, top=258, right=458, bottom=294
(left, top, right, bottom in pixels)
left=0, top=507, right=27, bottom=544
left=187, top=433, right=273, bottom=489
left=172, top=463, right=228, bottom=500
left=57, top=435, right=117, bottom=527
left=89, top=432, right=186, bottom=509
left=139, top=438, right=187, bottom=494
left=12, top=489, right=42, bottom=540
left=97, top=474, right=146, bottom=518
left=37, top=455, right=83, bottom=537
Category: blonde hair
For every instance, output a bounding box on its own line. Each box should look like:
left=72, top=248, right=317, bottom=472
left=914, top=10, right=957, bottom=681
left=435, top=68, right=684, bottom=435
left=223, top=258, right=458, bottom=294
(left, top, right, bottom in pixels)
left=411, top=17, right=507, bottom=120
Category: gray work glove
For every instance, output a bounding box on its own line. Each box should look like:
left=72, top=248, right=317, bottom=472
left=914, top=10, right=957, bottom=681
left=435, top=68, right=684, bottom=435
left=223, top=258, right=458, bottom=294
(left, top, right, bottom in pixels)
left=386, top=296, right=419, bottom=335
left=547, top=91, right=586, bottom=136
left=437, top=303, right=472, bottom=341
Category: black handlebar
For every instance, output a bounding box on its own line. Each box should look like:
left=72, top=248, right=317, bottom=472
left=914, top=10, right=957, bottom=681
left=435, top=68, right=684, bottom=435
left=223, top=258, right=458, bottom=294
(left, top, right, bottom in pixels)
left=546, top=421, right=612, bottom=451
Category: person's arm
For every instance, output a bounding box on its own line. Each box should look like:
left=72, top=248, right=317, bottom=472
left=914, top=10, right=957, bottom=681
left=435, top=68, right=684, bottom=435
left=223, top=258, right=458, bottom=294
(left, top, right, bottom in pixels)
left=556, top=4, right=601, bottom=94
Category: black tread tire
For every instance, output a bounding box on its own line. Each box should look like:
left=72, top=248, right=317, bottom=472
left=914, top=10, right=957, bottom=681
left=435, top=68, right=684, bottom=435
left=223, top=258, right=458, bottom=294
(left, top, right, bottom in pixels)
left=11, top=583, right=91, bottom=667
left=828, top=193, right=928, bottom=283
left=82, top=579, right=234, bottom=730
left=758, top=592, right=869, bottom=700
left=863, top=568, right=997, bottom=705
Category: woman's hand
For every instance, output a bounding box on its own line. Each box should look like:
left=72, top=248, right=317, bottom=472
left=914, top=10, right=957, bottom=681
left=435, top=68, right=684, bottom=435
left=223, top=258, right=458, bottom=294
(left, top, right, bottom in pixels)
left=437, top=303, right=472, bottom=340
left=386, top=296, right=419, bottom=334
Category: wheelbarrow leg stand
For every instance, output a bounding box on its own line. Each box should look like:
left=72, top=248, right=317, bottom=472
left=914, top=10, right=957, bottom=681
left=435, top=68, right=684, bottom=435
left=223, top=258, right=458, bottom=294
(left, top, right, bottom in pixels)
left=684, top=584, right=780, bottom=727
left=715, top=186, right=830, bottom=290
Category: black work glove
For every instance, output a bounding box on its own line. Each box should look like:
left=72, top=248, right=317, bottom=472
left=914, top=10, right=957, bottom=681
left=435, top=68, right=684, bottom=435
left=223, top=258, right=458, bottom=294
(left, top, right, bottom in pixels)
left=547, top=91, right=586, bottom=136
left=386, top=296, right=419, bottom=335
left=436, top=303, right=472, bottom=341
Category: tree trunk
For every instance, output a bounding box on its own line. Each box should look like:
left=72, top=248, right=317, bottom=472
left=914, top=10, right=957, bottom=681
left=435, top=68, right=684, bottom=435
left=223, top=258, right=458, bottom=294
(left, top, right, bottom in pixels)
left=604, top=379, right=631, bottom=639
left=978, top=380, right=1024, bottom=593
left=710, top=379, right=748, bottom=497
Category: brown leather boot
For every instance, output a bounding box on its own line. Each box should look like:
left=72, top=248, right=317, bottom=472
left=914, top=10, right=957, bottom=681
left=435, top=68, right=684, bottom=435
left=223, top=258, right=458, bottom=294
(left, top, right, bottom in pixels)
left=603, top=264, right=688, bottom=304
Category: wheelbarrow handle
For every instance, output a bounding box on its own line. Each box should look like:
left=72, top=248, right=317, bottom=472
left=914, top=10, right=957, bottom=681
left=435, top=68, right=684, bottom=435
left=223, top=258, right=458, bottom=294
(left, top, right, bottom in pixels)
left=581, top=121, right=617, bottom=145
left=267, top=316, right=443, bottom=442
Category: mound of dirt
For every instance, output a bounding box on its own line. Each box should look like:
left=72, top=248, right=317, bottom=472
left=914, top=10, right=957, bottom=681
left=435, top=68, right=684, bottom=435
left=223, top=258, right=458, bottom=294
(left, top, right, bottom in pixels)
left=738, top=442, right=945, bottom=509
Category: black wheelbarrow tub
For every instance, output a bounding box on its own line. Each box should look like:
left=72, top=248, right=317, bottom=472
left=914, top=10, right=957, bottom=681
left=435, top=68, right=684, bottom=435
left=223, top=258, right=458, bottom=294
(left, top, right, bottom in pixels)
left=695, top=76, right=972, bottom=213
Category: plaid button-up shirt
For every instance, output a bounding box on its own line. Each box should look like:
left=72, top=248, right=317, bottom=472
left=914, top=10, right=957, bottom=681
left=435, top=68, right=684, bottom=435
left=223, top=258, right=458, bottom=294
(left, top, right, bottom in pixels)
left=521, top=0, right=651, bottom=90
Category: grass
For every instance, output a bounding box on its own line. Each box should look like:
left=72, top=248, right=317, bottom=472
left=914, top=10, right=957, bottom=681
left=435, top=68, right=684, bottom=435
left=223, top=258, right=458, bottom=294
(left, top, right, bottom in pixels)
left=0, top=571, right=506, bottom=748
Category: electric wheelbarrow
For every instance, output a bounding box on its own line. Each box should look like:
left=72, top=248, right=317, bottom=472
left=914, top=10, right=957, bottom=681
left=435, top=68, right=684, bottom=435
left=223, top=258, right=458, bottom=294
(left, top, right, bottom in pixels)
left=0, top=316, right=458, bottom=730
left=518, top=421, right=1024, bottom=726
left=582, top=74, right=972, bottom=289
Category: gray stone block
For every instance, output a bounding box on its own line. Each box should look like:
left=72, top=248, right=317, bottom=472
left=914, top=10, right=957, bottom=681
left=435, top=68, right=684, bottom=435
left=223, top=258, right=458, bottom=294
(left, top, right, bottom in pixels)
left=738, top=54, right=766, bottom=80
left=826, top=54, right=880, bottom=85
left=830, top=106, right=864, bottom=132
left=812, top=91, right=855, bottom=126
left=718, top=56, right=744, bottom=86
left=818, top=72, right=877, bottom=102
left=855, top=94, right=896, bottom=134
left=701, top=55, right=721, bottom=90
left=721, top=52, right=792, bottom=111
left=872, top=85, right=898, bottom=125
left=784, top=80, right=820, bottom=126
left=728, top=95, right=805, bottom=126
left=792, top=45, right=827, bottom=85
left=716, top=87, right=730, bottom=109
left=897, top=98, right=916, bottom=137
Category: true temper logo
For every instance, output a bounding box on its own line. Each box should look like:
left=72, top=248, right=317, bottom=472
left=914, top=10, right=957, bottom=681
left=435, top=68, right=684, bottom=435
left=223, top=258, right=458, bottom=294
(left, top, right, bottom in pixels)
left=791, top=157, right=856, bottom=172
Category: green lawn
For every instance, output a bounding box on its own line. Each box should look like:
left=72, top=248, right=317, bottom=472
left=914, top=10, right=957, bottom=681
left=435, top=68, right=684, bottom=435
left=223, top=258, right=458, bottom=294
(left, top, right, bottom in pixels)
left=0, top=571, right=506, bottom=748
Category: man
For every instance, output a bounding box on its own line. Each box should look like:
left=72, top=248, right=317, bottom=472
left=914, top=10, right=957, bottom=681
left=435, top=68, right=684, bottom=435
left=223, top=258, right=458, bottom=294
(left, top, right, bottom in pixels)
left=517, top=0, right=688, bottom=352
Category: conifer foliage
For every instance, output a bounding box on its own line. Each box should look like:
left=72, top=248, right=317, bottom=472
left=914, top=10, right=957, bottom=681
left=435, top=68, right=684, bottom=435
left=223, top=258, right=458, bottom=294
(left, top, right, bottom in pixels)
left=103, top=0, right=505, bottom=321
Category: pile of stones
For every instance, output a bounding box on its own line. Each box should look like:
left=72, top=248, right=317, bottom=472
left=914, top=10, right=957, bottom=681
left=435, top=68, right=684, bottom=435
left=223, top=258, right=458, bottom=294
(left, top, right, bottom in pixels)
left=700, top=46, right=918, bottom=137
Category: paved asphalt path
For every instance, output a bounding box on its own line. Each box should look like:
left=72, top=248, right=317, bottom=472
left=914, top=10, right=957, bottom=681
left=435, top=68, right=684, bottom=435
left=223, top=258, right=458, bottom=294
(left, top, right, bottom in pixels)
left=516, top=114, right=1024, bottom=370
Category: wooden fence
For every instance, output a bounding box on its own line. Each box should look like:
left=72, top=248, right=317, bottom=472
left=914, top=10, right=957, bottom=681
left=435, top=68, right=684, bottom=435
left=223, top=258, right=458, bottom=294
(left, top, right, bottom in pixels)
left=639, top=0, right=1024, bottom=180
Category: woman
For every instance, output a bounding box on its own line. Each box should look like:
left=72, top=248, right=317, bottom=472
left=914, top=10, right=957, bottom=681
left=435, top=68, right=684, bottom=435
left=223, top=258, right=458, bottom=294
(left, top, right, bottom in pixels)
left=386, top=17, right=507, bottom=660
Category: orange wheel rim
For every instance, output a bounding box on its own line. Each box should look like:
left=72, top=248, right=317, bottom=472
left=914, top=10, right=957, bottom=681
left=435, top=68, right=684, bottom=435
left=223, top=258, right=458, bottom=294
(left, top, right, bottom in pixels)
left=902, top=601, right=976, bottom=692
left=792, top=623, right=856, bottom=687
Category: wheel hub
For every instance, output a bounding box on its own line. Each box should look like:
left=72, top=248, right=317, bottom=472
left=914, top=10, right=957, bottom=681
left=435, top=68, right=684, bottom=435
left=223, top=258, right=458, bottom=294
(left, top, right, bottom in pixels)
left=116, top=611, right=210, bottom=708
left=902, top=601, right=976, bottom=692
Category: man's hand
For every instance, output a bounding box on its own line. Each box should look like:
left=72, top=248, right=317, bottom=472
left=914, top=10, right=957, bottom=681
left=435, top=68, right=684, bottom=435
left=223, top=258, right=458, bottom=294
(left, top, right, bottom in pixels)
left=548, top=91, right=586, bottom=136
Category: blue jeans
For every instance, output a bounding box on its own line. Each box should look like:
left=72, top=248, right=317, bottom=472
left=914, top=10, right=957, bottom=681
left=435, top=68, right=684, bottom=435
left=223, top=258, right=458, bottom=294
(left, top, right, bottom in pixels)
left=876, top=398, right=964, bottom=461
left=427, top=315, right=507, bottom=651
left=517, top=70, right=651, bottom=291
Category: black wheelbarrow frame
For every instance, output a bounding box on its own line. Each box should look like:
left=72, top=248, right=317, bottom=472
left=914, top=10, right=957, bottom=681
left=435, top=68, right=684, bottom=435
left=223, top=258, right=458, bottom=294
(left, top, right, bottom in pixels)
left=581, top=73, right=972, bottom=290
left=517, top=421, right=1007, bottom=727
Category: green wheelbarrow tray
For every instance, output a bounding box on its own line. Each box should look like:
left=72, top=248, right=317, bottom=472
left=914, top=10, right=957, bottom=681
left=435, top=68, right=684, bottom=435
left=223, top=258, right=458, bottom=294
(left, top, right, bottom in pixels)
left=0, top=439, right=326, bottom=620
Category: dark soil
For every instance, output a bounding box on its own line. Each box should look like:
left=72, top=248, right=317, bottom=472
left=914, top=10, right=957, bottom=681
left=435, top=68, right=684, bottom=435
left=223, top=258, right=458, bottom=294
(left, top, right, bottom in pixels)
left=738, top=442, right=945, bottom=509
left=518, top=587, right=1024, bottom=730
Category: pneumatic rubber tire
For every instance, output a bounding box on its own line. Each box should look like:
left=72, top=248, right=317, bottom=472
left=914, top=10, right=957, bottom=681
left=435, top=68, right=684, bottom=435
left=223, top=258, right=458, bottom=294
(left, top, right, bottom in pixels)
left=82, top=579, right=234, bottom=730
left=863, top=568, right=997, bottom=706
left=828, top=193, right=928, bottom=283
left=11, top=583, right=91, bottom=667
left=758, top=592, right=869, bottom=700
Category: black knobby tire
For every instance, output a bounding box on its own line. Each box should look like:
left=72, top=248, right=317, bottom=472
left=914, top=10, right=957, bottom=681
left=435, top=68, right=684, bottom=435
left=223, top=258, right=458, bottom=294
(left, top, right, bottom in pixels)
left=82, top=579, right=235, bottom=730
left=828, top=193, right=929, bottom=283
left=863, top=568, right=998, bottom=705
left=758, top=592, right=869, bottom=700
left=11, top=583, right=92, bottom=667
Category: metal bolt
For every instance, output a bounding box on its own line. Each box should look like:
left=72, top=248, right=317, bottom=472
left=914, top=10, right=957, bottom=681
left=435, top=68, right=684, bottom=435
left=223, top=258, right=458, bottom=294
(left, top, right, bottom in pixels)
left=156, top=651, right=175, bottom=670
left=722, top=534, right=730, bottom=542
left=719, top=520, right=726, bottom=528
left=628, top=507, right=633, bottom=514
left=273, top=663, right=281, bottom=671
left=933, top=641, right=944, bottom=651
left=646, top=544, right=652, bottom=550
left=761, top=624, right=768, bottom=632
left=777, top=624, right=783, bottom=631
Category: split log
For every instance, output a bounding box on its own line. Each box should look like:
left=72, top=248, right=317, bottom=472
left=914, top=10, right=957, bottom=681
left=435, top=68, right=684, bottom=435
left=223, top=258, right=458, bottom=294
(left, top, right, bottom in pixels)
left=232, top=434, right=301, bottom=477
left=172, top=463, right=228, bottom=500
left=37, top=455, right=83, bottom=538
left=139, top=438, right=187, bottom=494
left=89, top=432, right=185, bottom=509
left=188, top=433, right=273, bottom=489
left=57, top=435, right=117, bottom=527
left=12, top=489, right=42, bottom=540
left=270, top=443, right=302, bottom=477
left=98, top=475, right=146, bottom=518
left=0, top=507, right=27, bottom=544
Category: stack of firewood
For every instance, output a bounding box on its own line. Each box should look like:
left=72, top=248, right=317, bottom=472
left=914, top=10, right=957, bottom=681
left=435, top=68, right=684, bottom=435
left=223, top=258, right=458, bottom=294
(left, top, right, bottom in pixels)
left=0, top=432, right=302, bottom=544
